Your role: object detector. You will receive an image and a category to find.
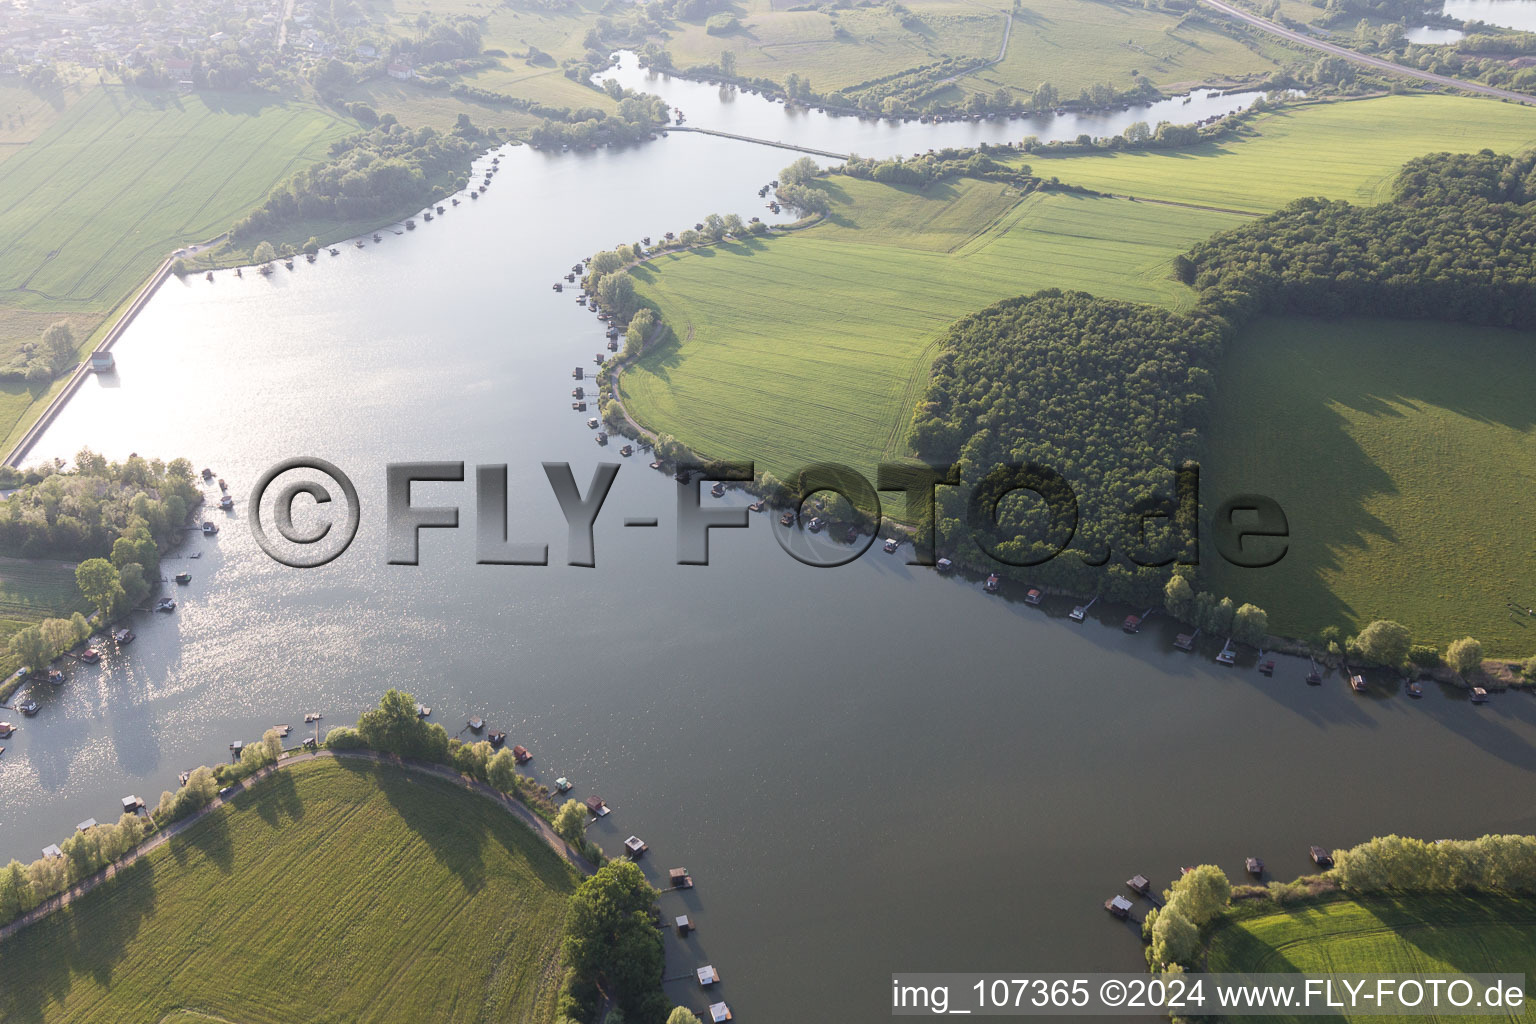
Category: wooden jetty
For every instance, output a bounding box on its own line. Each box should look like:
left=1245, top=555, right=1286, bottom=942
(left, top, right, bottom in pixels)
left=1310, top=845, right=1334, bottom=868
left=1069, top=595, right=1099, bottom=622
left=1246, top=857, right=1264, bottom=877
left=1174, top=628, right=1200, bottom=651
left=1216, top=638, right=1236, bottom=665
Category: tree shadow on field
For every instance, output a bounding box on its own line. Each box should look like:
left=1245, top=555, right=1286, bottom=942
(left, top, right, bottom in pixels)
left=167, top=802, right=235, bottom=874
left=1208, top=315, right=1536, bottom=646
left=1357, top=894, right=1536, bottom=974
left=337, top=759, right=488, bottom=891
left=0, top=859, right=160, bottom=1024
left=253, top=768, right=305, bottom=828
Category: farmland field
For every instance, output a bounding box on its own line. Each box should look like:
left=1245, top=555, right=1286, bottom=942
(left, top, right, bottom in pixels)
left=0, top=756, right=577, bottom=1024
left=0, top=555, right=86, bottom=642
left=621, top=176, right=1245, bottom=481
left=659, top=0, right=1285, bottom=99
left=1206, top=894, right=1536, bottom=1023
left=1018, top=94, right=1536, bottom=212
left=1202, top=316, right=1536, bottom=656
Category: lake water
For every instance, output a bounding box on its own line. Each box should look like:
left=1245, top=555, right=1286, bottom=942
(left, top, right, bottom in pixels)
left=2, top=67, right=1535, bottom=1020
left=1405, top=24, right=1467, bottom=43
left=1443, top=0, right=1536, bottom=31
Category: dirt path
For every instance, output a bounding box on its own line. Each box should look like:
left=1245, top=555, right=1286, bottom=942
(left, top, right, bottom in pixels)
left=0, top=749, right=594, bottom=945
left=1199, top=0, right=1536, bottom=105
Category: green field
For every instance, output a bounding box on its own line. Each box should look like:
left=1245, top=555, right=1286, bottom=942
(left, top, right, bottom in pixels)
left=622, top=176, right=1244, bottom=481
left=0, top=555, right=86, bottom=642
left=1203, top=316, right=1536, bottom=657
left=971, top=0, right=1285, bottom=96
left=1206, top=894, right=1536, bottom=1023
left=1019, top=94, right=1536, bottom=212
left=0, top=757, right=576, bottom=1023
left=659, top=0, right=1284, bottom=100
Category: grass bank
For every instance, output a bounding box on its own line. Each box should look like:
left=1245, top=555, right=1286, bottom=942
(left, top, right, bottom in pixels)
left=0, top=756, right=577, bottom=1023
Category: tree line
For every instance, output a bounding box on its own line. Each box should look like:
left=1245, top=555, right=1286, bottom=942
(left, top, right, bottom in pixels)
left=231, top=115, right=489, bottom=239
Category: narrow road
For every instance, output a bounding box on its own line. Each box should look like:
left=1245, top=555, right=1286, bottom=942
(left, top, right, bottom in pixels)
left=0, top=749, right=595, bottom=945
left=1199, top=0, right=1536, bottom=105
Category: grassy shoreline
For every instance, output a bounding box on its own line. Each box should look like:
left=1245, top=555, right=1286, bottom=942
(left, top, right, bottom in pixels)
left=0, top=754, right=579, bottom=1022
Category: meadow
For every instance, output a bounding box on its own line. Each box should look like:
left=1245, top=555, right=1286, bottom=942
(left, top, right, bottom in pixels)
left=1202, top=316, right=1536, bottom=657
left=1018, top=94, right=1536, bottom=212
left=1206, top=893, right=1536, bottom=1022
left=621, top=176, right=1245, bottom=481
left=0, top=556, right=87, bottom=643
left=972, top=0, right=1286, bottom=97
left=0, top=757, right=577, bottom=1024
left=660, top=0, right=1285, bottom=100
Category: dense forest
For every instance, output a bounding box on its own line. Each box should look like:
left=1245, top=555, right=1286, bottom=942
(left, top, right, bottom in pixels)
left=1180, top=150, right=1536, bottom=326
left=231, top=116, right=490, bottom=238
left=910, top=291, right=1220, bottom=601
left=908, top=150, right=1536, bottom=603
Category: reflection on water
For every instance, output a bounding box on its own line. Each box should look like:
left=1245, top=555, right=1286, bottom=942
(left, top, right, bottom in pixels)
left=1406, top=24, right=1467, bottom=42
left=1443, top=0, right=1536, bottom=30
left=1, top=74, right=1534, bottom=1020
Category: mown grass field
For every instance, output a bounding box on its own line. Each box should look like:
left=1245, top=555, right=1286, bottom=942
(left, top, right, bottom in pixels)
left=1022, top=94, right=1536, bottom=212
left=0, top=757, right=577, bottom=1024
left=622, top=176, right=1245, bottom=481
left=1202, top=317, right=1536, bottom=657
left=1206, top=894, right=1536, bottom=1023
left=0, top=555, right=87, bottom=642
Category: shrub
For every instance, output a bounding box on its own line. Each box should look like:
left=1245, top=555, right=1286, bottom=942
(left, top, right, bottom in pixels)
left=324, top=726, right=365, bottom=749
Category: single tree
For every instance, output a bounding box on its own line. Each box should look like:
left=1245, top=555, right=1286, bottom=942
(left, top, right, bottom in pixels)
left=554, top=799, right=588, bottom=846
left=76, top=558, right=124, bottom=623
left=1355, top=620, right=1412, bottom=667
left=252, top=240, right=276, bottom=265
left=1445, top=636, right=1483, bottom=677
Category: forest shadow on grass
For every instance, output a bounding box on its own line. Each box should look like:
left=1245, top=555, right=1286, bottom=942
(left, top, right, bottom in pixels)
left=0, top=859, right=160, bottom=1024
left=335, top=759, right=489, bottom=891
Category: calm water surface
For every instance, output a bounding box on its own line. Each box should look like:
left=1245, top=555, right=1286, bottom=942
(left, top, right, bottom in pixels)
left=1443, top=0, right=1536, bottom=30
left=1405, top=24, right=1467, bottom=42
left=2, top=74, right=1535, bottom=1021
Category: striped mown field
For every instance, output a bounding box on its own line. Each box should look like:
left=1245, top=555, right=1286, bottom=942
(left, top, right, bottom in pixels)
left=1206, top=894, right=1536, bottom=1024
left=622, top=176, right=1244, bottom=481
left=0, top=757, right=577, bottom=1024
left=0, top=85, right=353, bottom=315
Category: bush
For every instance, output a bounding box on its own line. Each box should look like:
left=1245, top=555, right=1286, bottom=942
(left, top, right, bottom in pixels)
left=324, top=726, right=365, bottom=749
left=705, top=12, right=739, bottom=33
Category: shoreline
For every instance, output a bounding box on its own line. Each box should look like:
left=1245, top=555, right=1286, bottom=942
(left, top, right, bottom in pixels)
left=0, top=748, right=596, bottom=946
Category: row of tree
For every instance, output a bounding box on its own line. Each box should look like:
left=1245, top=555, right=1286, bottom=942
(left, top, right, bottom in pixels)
left=1334, top=833, right=1536, bottom=893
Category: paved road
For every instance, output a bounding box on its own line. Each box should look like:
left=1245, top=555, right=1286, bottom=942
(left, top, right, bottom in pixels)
left=1199, top=0, right=1536, bottom=105
left=0, top=749, right=595, bottom=945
